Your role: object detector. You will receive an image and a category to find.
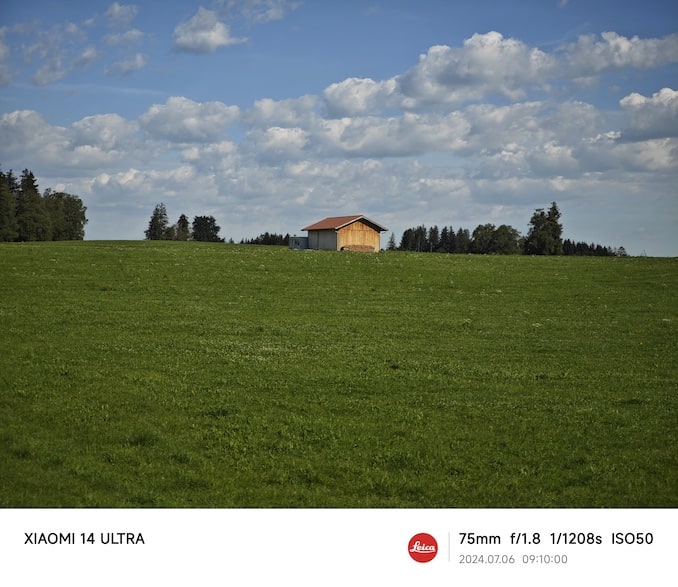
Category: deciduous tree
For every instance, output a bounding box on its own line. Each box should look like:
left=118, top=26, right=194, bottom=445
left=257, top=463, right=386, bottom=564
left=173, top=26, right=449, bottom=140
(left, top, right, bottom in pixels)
left=43, top=189, right=87, bottom=240
left=192, top=215, right=224, bottom=242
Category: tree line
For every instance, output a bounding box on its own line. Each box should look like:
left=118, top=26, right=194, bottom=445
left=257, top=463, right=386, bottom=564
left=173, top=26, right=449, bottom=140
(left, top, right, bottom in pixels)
left=144, top=200, right=626, bottom=256
left=0, top=167, right=87, bottom=241
left=389, top=202, right=626, bottom=256
left=240, top=232, right=290, bottom=246
left=145, top=203, right=224, bottom=242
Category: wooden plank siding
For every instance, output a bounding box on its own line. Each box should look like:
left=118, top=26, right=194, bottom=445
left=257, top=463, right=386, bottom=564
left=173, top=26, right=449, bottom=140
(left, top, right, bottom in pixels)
left=337, top=221, right=381, bottom=251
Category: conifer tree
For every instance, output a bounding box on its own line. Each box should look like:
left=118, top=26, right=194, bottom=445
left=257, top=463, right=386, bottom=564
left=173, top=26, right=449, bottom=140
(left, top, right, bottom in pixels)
left=16, top=169, right=51, bottom=241
left=0, top=169, right=19, bottom=241
left=175, top=213, right=191, bottom=241
left=524, top=202, right=563, bottom=255
left=144, top=203, right=170, bottom=240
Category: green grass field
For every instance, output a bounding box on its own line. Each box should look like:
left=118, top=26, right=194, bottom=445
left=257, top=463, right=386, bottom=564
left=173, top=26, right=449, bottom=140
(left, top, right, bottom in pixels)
left=1, top=241, right=676, bottom=507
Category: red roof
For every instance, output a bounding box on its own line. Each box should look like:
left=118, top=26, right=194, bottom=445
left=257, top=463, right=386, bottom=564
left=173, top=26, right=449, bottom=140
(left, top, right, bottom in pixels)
left=302, top=215, right=388, bottom=232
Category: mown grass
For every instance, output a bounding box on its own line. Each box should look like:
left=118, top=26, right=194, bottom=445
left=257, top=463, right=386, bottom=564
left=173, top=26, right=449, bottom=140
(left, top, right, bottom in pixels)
left=1, top=241, right=676, bottom=507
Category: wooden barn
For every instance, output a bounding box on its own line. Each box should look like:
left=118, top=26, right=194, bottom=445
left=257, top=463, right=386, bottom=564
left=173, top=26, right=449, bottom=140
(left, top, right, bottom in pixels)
left=300, top=215, right=388, bottom=252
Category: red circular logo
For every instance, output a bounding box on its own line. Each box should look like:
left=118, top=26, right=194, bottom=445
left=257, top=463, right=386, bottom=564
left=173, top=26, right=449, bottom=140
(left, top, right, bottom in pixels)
left=408, top=533, right=438, bottom=563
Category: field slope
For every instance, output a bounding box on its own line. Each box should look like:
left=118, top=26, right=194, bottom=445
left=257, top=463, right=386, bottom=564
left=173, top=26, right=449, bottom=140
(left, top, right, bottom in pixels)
left=1, top=241, right=676, bottom=507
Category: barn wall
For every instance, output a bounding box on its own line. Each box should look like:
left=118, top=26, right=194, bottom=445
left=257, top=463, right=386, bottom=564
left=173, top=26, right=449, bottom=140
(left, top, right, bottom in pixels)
left=337, top=221, right=380, bottom=251
left=308, top=230, right=338, bottom=250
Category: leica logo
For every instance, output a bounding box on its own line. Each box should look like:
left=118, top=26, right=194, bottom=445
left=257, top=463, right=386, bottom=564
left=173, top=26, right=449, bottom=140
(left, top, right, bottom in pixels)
left=410, top=541, right=436, bottom=553
left=408, top=533, right=438, bottom=563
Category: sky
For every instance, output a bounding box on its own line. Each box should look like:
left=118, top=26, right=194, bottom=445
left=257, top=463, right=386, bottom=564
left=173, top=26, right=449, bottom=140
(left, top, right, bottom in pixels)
left=1, top=1, right=676, bottom=255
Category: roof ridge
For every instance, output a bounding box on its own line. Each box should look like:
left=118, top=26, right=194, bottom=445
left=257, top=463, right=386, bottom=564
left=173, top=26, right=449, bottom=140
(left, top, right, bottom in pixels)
left=301, top=215, right=387, bottom=232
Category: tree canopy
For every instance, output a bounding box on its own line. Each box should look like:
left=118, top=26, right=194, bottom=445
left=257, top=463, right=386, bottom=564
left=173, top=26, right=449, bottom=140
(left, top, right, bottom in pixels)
left=191, top=215, right=224, bottom=242
left=0, top=167, right=87, bottom=242
left=144, top=205, right=225, bottom=242
left=524, top=202, right=563, bottom=255
left=144, top=203, right=171, bottom=240
left=393, top=202, right=623, bottom=256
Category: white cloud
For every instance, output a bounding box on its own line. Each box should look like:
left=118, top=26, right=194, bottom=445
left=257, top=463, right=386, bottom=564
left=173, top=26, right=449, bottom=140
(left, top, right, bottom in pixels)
left=105, top=2, right=139, bottom=29
left=227, top=0, right=302, bottom=23
left=620, top=88, right=678, bottom=140
left=396, top=32, right=556, bottom=108
left=0, top=110, right=69, bottom=161
left=320, top=31, right=678, bottom=114
left=32, top=59, right=67, bottom=86
left=181, top=141, right=239, bottom=172
left=93, top=166, right=198, bottom=194
left=106, top=53, right=147, bottom=76
left=173, top=7, right=246, bottom=53
left=563, top=32, right=678, bottom=80
left=246, top=126, right=309, bottom=161
left=246, top=95, right=320, bottom=127
left=0, top=32, right=12, bottom=85
left=140, top=96, right=240, bottom=143
left=15, top=20, right=99, bottom=85
left=70, top=113, right=140, bottom=152
left=74, top=46, right=99, bottom=68
left=315, top=111, right=470, bottom=158
left=323, top=77, right=398, bottom=117
left=105, top=29, right=144, bottom=46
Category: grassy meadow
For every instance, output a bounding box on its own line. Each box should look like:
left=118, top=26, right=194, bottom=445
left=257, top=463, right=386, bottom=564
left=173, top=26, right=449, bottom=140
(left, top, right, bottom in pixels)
left=1, top=241, right=676, bottom=507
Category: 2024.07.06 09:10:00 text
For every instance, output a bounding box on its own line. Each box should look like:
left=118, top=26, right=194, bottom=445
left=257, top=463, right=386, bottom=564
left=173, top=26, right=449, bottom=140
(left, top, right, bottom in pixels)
left=458, top=554, right=568, bottom=565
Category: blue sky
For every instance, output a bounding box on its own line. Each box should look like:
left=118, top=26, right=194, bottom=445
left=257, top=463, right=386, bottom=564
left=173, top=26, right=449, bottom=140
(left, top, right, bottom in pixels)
left=1, top=1, right=676, bottom=254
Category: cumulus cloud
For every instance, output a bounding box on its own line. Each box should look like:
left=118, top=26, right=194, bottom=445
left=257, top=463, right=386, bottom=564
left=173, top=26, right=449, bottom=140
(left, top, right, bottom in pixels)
left=620, top=88, right=678, bottom=140
left=140, top=96, right=240, bottom=143
left=181, top=141, right=239, bottom=172
left=319, top=31, right=678, bottom=113
left=246, top=126, right=309, bottom=161
left=3, top=110, right=66, bottom=145
left=315, top=111, right=470, bottom=158
left=246, top=95, right=321, bottom=127
left=563, top=32, right=678, bottom=81
left=396, top=32, right=556, bottom=108
left=92, top=166, right=199, bottom=196
left=0, top=110, right=70, bottom=167
left=173, top=7, right=246, bottom=53
left=70, top=114, right=140, bottom=152
left=0, top=109, right=151, bottom=176
left=323, top=77, right=398, bottom=117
